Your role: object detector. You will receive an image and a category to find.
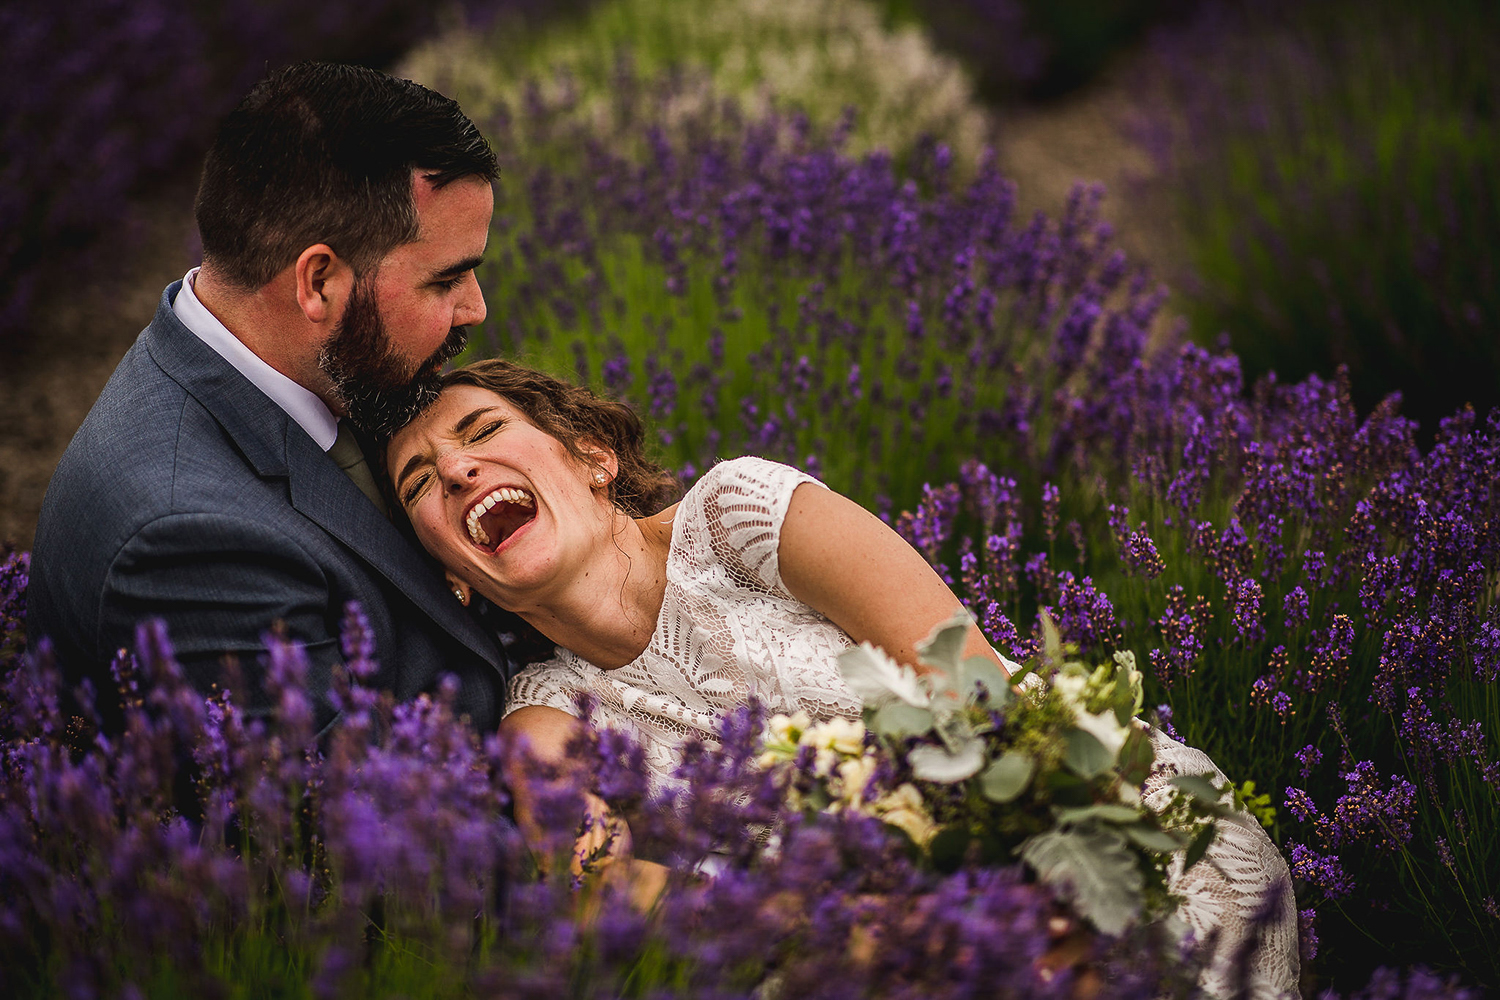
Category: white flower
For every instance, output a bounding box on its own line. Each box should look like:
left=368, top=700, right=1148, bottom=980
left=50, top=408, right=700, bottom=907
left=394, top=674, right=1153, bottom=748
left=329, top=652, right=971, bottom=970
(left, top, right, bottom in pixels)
left=813, top=747, right=839, bottom=777
left=806, top=716, right=865, bottom=756
left=835, top=754, right=878, bottom=809
left=768, top=711, right=812, bottom=744
left=1074, top=707, right=1129, bottom=761
left=873, top=783, right=938, bottom=846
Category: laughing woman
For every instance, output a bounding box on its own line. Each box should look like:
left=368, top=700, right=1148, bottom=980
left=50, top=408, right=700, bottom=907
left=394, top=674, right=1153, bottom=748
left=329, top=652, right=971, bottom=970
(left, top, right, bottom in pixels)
left=385, top=358, right=1299, bottom=998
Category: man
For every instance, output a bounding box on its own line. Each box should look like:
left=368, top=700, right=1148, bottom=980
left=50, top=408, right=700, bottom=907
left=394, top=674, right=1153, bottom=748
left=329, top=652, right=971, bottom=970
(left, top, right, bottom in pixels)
left=27, top=62, right=515, bottom=733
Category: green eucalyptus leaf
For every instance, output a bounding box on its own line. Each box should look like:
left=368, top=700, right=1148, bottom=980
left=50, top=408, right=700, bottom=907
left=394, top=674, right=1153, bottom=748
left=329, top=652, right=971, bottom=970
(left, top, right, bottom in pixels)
left=917, top=610, right=971, bottom=676
left=1040, top=611, right=1063, bottom=664
left=1123, top=825, right=1186, bottom=853
left=1110, top=670, right=1137, bottom=727
left=959, top=656, right=1014, bottom=707
left=980, top=751, right=1035, bottom=803
left=1169, top=773, right=1227, bottom=805
left=839, top=643, right=930, bottom=708
left=1054, top=804, right=1143, bottom=826
left=1021, top=827, right=1144, bottom=936
left=872, top=702, right=935, bottom=739
left=929, top=825, right=970, bottom=873
left=909, top=738, right=986, bottom=783
left=1044, top=769, right=1095, bottom=807
left=1184, top=822, right=1218, bottom=872
left=1063, top=727, right=1114, bottom=779
left=1118, top=728, right=1156, bottom=785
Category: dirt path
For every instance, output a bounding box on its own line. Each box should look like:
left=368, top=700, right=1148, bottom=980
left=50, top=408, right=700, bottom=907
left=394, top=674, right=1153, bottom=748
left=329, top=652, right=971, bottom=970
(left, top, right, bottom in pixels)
left=0, top=60, right=1178, bottom=553
left=0, top=186, right=200, bottom=550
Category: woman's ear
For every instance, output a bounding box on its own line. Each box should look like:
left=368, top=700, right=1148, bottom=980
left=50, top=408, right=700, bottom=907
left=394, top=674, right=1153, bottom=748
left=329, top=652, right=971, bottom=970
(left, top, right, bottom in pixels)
left=294, top=243, right=355, bottom=326
left=446, top=571, right=471, bottom=607
left=579, top=439, right=620, bottom=486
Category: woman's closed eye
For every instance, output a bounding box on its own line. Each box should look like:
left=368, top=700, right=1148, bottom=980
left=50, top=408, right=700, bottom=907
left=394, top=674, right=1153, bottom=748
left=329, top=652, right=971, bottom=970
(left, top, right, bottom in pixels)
left=470, top=419, right=504, bottom=442
left=401, top=472, right=432, bottom=508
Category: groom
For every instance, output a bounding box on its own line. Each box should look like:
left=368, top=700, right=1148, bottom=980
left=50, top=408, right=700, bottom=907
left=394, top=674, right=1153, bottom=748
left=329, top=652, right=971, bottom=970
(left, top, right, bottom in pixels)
left=27, top=63, right=516, bottom=734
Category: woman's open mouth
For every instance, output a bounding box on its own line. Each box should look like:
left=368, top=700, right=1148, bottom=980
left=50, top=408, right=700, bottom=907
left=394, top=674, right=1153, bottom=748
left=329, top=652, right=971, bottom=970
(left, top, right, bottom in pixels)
left=464, top=487, right=536, bottom=552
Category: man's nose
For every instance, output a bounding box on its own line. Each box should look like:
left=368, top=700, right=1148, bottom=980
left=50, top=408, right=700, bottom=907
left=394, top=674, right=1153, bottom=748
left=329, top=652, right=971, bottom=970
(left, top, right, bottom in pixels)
left=455, top=274, right=486, bottom=328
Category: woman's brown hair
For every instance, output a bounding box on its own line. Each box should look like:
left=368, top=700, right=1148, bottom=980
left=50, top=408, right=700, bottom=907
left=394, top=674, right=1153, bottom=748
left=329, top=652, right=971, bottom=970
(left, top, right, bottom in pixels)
left=437, top=359, right=679, bottom=518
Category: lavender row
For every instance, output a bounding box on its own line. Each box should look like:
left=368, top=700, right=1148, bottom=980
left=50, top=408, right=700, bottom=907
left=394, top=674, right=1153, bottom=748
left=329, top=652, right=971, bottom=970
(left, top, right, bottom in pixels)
left=465, top=70, right=1496, bottom=986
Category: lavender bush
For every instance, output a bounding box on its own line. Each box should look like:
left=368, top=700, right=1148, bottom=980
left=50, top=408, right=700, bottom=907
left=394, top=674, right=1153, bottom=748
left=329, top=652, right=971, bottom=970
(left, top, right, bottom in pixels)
left=1138, top=0, right=1500, bottom=437
left=467, top=65, right=1160, bottom=515
left=401, top=0, right=992, bottom=172
left=1, top=549, right=1217, bottom=997
left=452, top=68, right=1498, bottom=988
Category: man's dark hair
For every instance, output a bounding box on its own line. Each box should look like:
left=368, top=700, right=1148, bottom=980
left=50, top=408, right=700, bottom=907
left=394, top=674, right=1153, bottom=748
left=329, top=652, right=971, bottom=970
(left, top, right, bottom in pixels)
left=195, top=62, right=499, bottom=290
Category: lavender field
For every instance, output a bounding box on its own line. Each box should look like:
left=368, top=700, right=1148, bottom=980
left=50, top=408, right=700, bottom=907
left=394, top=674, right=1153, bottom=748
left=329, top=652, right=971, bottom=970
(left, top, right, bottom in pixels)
left=3, top=0, right=1498, bottom=996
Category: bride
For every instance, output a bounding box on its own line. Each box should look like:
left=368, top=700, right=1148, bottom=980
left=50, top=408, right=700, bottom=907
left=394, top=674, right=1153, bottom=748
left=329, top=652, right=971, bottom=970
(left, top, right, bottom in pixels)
left=385, top=358, right=1300, bottom=998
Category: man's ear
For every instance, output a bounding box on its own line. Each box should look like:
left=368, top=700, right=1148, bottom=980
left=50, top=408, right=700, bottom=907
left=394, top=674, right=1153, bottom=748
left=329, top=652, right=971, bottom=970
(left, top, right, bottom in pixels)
left=294, top=244, right=355, bottom=325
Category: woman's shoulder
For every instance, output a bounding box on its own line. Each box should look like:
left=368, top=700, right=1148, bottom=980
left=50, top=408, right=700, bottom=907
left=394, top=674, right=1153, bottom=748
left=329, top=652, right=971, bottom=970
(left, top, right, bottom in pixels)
left=673, top=456, right=827, bottom=594
left=684, top=456, right=825, bottom=508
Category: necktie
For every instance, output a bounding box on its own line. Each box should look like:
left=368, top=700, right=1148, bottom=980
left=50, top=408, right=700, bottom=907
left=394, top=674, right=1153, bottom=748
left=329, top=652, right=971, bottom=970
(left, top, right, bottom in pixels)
left=329, top=422, right=390, bottom=519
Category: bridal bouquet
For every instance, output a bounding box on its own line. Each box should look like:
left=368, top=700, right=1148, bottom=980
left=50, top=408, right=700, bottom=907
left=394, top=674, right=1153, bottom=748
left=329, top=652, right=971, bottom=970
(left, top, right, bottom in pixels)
left=758, top=612, right=1229, bottom=936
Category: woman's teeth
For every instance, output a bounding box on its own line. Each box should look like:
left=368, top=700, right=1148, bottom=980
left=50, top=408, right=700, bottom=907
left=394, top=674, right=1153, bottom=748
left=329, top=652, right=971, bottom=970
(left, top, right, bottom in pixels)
left=466, top=487, right=534, bottom=546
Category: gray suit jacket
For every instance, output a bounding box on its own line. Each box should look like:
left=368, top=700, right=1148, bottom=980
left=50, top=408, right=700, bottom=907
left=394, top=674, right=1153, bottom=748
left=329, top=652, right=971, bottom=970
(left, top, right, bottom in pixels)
left=27, top=283, right=513, bottom=732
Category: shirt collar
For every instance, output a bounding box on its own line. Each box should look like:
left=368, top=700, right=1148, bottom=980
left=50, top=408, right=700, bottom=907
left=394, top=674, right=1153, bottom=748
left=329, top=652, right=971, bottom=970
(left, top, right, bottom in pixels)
left=172, top=267, right=340, bottom=451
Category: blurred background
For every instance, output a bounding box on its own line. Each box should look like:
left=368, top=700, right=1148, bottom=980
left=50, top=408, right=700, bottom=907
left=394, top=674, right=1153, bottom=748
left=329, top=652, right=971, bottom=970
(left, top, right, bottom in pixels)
left=2, top=0, right=1498, bottom=989
left=5, top=0, right=1496, bottom=548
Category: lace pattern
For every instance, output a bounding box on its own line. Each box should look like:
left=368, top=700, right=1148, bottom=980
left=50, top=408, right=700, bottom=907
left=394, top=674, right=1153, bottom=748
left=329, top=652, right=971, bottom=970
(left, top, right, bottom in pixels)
left=506, top=457, right=863, bottom=794
left=1145, top=730, right=1301, bottom=999
left=506, top=456, right=1298, bottom=994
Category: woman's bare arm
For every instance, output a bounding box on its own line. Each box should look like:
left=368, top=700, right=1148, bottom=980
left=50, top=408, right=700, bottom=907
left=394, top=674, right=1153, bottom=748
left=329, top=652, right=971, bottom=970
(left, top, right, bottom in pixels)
left=776, top=483, right=1002, bottom=670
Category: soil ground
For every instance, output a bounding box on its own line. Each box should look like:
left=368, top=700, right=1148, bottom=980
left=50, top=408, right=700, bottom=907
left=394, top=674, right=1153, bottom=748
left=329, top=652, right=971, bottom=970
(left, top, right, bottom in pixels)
left=0, top=61, right=1178, bottom=553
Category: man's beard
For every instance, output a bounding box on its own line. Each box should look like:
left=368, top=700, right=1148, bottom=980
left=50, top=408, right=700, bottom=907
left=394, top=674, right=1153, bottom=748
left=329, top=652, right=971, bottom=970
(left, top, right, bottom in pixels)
left=318, top=277, right=469, bottom=440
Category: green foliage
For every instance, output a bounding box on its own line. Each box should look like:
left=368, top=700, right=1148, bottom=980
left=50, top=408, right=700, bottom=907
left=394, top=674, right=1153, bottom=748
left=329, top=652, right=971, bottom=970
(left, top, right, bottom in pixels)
left=400, top=0, right=992, bottom=168
left=1154, top=0, right=1500, bottom=435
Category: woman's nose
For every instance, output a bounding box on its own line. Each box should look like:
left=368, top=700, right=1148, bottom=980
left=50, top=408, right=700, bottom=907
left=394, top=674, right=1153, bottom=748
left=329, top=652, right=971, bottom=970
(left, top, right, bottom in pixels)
left=437, top=452, right=481, bottom=490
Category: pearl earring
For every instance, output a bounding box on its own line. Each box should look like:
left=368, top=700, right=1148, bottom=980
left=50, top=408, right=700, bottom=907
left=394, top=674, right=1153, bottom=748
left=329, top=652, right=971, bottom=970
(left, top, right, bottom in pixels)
left=595, top=471, right=608, bottom=484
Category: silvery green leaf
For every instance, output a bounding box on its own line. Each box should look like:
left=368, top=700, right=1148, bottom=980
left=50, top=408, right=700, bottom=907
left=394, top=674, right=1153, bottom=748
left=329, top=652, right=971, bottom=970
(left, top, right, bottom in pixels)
left=1053, top=804, right=1143, bottom=826
left=1063, top=727, right=1114, bottom=779
left=1184, top=822, right=1218, bottom=872
left=1073, top=708, right=1128, bottom=760
left=839, top=642, right=930, bottom=708
left=1040, top=611, right=1063, bottom=664
left=958, top=656, right=1013, bottom=707
left=1123, top=825, right=1186, bottom=853
left=908, top=738, right=985, bottom=783
left=1169, top=773, right=1227, bottom=805
left=980, top=750, right=1034, bottom=803
left=916, top=609, right=972, bottom=677
left=1021, top=826, right=1144, bottom=936
left=872, top=702, right=934, bottom=739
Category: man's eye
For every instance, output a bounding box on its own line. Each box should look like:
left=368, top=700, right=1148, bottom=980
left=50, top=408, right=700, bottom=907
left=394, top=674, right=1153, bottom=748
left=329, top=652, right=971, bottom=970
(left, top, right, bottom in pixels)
left=402, top=473, right=431, bottom=507
left=435, top=272, right=470, bottom=291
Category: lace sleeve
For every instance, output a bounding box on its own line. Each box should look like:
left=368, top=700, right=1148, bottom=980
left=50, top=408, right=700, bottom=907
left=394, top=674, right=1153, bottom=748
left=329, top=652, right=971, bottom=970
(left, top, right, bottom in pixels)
left=1143, top=728, right=1301, bottom=999
left=678, top=456, right=826, bottom=600
left=503, top=652, right=594, bottom=720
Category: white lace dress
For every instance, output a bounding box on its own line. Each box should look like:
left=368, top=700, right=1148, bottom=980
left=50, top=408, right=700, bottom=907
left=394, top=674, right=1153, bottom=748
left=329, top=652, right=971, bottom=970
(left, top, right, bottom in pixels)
left=505, top=456, right=1299, bottom=998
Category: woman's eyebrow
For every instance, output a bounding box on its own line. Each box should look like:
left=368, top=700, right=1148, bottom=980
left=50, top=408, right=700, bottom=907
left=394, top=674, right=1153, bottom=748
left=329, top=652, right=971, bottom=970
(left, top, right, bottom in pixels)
left=394, top=407, right=501, bottom=489
left=452, top=406, right=499, bottom=435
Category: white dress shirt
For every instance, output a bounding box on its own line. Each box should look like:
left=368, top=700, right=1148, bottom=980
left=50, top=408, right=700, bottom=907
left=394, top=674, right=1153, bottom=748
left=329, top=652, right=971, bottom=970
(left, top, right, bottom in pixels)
left=172, top=267, right=340, bottom=452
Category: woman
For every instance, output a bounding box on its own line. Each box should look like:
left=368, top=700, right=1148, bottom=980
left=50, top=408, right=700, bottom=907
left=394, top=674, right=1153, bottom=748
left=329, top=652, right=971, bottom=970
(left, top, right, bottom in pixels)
left=386, top=359, right=1299, bottom=997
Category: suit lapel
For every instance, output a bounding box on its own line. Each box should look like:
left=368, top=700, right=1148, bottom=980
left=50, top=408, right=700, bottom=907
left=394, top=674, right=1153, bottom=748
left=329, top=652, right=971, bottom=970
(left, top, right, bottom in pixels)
left=144, top=286, right=503, bottom=674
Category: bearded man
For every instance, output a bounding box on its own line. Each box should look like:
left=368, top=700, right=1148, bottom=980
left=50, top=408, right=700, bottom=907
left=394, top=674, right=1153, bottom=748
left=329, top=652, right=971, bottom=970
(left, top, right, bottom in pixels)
left=27, top=63, right=517, bottom=734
